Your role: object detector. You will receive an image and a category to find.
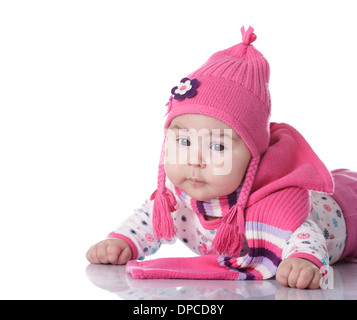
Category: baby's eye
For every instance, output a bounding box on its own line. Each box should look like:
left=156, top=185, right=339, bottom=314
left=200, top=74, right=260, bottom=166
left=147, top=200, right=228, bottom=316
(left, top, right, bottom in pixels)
left=177, top=138, right=191, bottom=146
left=210, top=143, right=225, bottom=152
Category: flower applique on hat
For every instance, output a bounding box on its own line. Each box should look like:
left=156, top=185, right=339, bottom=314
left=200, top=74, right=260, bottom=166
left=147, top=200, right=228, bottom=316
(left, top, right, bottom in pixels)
left=171, top=77, right=199, bottom=100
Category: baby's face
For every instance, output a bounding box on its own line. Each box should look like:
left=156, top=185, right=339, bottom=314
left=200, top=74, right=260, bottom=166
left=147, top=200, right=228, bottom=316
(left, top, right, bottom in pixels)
left=165, top=114, right=251, bottom=201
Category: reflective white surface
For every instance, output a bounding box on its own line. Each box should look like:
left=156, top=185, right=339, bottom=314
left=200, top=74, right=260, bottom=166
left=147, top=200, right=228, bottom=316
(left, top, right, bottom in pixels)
left=86, top=262, right=357, bottom=300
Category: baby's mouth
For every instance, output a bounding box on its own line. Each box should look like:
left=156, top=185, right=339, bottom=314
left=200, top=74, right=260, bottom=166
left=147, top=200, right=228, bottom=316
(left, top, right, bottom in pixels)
left=188, top=178, right=204, bottom=184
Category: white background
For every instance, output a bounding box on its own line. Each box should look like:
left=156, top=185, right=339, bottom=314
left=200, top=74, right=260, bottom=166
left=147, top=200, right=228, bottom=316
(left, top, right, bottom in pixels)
left=0, top=0, right=356, bottom=299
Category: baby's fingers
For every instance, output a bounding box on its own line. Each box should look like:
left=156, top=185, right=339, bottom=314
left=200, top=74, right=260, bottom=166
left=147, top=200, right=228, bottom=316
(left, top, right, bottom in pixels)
left=295, top=268, right=314, bottom=289
left=106, top=239, right=131, bottom=265
left=86, top=239, right=132, bottom=265
left=96, top=241, right=110, bottom=264
left=276, top=260, right=293, bottom=287
left=307, top=269, right=322, bottom=289
left=296, top=267, right=321, bottom=289
left=86, top=244, right=101, bottom=264
left=287, top=266, right=301, bottom=288
left=107, top=242, right=124, bottom=265
left=117, top=246, right=132, bottom=265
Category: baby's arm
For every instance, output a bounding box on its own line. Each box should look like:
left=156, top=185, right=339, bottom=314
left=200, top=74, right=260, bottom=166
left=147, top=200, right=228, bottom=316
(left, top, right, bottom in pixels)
left=87, top=199, right=175, bottom=264
left=107, top=200, right=169, bottom=260
left=276, top=219, right=328, bottom=289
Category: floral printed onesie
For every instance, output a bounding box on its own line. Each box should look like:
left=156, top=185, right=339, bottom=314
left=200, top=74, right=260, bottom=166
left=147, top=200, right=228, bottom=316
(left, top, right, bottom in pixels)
left=108, top=188, right=347, bottom=274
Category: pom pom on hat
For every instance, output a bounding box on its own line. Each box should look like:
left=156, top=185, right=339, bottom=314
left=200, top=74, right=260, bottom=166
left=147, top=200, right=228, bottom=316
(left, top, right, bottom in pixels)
left=241, top=25, right=257, bottom=45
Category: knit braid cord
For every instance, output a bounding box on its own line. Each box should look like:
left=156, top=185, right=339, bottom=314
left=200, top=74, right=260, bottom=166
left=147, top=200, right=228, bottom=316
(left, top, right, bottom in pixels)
left=236, top=156, right=260, bottom=226
left=151, top=140, right=177, bottom=240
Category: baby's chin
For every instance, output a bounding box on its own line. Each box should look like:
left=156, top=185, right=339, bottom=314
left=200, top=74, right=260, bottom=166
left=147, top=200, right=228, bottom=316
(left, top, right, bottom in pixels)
left=181, top=184, right=222, bottom=201
left=177, top=183, right=209, bottom=201
left=188, top=193, right=212, bottom=201
left=185, top=185, right=241, bottom=201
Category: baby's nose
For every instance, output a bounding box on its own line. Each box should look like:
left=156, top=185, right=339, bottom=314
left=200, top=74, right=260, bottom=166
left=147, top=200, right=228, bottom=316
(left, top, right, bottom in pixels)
left=187, top=147, right=207, bottom=168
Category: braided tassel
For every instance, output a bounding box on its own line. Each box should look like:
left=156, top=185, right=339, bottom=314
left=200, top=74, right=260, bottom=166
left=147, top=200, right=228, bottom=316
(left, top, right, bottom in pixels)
left=151, top=187, right=177, bottom=240
left=212, top=204, right=245, bottom=256
left=212, top=156, right=260, bottom=256
left=151, top=139, right=177, bottom=240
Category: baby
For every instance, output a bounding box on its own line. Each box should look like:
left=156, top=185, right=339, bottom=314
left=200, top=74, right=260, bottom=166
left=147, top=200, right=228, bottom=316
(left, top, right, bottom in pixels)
left=87, top=26, right=357, bottom=289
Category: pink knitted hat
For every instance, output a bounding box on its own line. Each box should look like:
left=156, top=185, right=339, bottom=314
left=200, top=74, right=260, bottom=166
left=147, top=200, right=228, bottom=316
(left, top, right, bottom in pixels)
left=151, top=26, right=271, bottom=256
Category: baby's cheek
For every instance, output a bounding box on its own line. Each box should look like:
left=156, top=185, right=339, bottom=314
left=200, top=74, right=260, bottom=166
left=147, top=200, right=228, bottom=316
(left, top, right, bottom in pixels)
left=210, top=171, right=244, bottom=196
left=164, top=163, right=185, bottom=186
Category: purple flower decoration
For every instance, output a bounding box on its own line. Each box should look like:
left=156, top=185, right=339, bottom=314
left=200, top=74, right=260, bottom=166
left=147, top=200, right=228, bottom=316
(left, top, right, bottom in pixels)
left=171, top=78, right=199, bottom=101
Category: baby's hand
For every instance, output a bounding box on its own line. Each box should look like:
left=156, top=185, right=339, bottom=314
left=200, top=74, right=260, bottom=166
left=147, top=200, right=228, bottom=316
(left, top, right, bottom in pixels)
left=86, top=238, right=132, bottom=265
left=276, top=257, right=322, bottom=289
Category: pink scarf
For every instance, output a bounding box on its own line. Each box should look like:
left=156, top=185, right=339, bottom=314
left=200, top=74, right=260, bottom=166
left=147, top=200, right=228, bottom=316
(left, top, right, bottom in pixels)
left=173, top=184, right=243, bottom=218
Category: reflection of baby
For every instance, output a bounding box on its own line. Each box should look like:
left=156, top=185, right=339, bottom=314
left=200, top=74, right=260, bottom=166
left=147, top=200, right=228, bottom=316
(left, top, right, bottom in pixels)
left=87, top=26, right=357, bottom=289
left=85, top=264, right=281, bottom=300
left=85, top=263, right=348, bottom=299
